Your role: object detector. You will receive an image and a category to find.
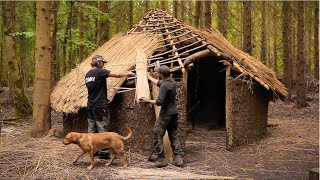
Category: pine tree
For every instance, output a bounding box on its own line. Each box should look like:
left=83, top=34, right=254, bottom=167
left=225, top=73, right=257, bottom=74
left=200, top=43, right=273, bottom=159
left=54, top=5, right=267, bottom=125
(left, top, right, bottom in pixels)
left=32, top=1, right=53, bottom=137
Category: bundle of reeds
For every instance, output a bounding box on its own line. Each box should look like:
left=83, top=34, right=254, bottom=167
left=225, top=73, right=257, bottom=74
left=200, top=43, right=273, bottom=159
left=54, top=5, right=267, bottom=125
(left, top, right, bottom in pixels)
left=135, top=50, right=150, bottom=103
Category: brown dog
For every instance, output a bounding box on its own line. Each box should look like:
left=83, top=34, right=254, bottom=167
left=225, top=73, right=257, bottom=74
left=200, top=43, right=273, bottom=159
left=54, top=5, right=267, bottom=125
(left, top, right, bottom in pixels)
left=62, top=126, right=132, bottom=169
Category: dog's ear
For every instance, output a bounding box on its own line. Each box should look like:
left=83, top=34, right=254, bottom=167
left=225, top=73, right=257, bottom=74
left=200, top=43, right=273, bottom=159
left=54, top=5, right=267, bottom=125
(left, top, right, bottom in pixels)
left=71, top=133, right=80, bottom=142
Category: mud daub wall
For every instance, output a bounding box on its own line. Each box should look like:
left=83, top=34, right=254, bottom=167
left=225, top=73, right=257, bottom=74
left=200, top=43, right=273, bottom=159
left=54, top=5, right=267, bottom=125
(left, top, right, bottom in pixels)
left=176, top=82, right=189, bottom=148
left=226, top=78, right=270, bottom=150
left=63, top=109, right=88, bottom=134
left=109, top=90, right=156, bottom=156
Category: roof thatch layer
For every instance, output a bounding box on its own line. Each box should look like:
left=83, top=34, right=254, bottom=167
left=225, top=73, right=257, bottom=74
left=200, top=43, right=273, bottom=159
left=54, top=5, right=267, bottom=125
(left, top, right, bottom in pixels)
left=51, top=34, right=159, bottom=113
left=51, top=9, right=288, bottom=114
left=128, top=9, right=287, bottom=98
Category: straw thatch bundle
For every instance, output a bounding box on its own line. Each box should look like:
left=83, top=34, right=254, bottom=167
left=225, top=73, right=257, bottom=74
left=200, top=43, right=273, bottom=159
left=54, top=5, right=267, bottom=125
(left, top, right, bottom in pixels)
left=51, top=34, right=159, bottom=113
left=186, top=25, right=288, bottom=98
left=135, top=50, right=150, bottom=103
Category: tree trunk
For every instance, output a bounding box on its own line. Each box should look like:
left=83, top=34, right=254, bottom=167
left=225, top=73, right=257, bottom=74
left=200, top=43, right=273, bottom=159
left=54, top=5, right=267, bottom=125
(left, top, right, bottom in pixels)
left=314, top=2, right=319, bottom=79
left=98, top=1, right=109, bottom=46
left=292, top=2, right=297, bottom=92
left=282, top=1, right=292, bottom=99
left=32, top=1, right=52, bottom=137
left=260, top=2, right=268, bottom=65
left=160, top=1, right=166, bottom=11
left=195, top=1, right=201, bottom=28
left=217, top=1, right=228, bottom=38
left=145, top=0, right=149, bottom=14
left=68, top=2, right=74, bottom=70
left=3, top=1, right=32, bottom=117
left=79, top=2, right=87, bottom=62
left=129, top=1, right=133, bottom=29
left=204, top=0, right=211, bottom=30
left=187, top=1, right=193, bottom=25
left=61, top=2, right=72, bottom=75
left=173, top=0, right=178, bottom=18
left=15, top=2, right=27, bottom=90
left=304, top=4, right=312, bottom=77
left=180, top=0, right=185, bottom=22
left=0, top=2, right=5, bottom=87
left=273, top=5, right=278, bottom=75
left=242, top=2, right=252, bottom=54
left=296, top=1, right=308, bottom=108
left=52, top=1, right=59, bottom=84
left=273, top=3, right=278, bottom=75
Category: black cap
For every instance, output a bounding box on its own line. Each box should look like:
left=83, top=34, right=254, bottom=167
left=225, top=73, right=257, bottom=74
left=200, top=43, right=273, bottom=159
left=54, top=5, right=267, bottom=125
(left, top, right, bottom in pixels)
left=154, top=65, right=170, bottom=76
left=92, top=55, right=108, bottom=63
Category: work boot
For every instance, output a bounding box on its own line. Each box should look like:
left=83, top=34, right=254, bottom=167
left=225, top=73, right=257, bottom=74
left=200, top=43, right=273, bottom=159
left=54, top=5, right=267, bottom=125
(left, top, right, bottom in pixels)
left=173, top=155, right=183, bottom=167
left=148, top=154, right=159, bottom=162
left=98, top=150, right=110, bottom=159
left=155, top=156, right=168, bottom=168
left=94, top=151, right=99, bottom=157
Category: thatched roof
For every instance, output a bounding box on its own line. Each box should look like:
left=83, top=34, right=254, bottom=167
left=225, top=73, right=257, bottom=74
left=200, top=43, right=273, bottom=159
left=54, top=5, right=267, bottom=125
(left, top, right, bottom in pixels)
left=128, top=9, right=287, bottom=97
left=51, top=9, right=287, bottom=114
left=186, top=25, right=288, bottom=98
left=51, top=34, right=159, bottom=113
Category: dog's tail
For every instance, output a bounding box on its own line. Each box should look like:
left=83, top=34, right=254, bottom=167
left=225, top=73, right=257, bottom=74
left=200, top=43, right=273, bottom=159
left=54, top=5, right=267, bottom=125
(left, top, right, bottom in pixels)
left=120, top=126, right=132, bottom=141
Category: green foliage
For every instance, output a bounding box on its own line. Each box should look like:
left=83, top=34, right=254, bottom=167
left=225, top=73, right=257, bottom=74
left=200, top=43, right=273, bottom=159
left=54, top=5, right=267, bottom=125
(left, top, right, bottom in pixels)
left=57, top=29, right=97, bottom=52
left=10, top=31, right=35, bottom=38
left=77, top=2, right=113, bottom=23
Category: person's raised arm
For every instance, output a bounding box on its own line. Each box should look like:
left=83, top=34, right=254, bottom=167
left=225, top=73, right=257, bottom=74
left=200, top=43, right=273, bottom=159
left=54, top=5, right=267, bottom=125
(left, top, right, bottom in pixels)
left=147, top=73, right=159, bottom=85
left=109, top=71, right=135, bottom=78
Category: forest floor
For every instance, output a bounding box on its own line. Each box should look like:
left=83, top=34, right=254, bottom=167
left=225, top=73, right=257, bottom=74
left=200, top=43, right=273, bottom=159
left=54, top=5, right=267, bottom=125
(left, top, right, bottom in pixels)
left=0, top=87, right=318, bottom=180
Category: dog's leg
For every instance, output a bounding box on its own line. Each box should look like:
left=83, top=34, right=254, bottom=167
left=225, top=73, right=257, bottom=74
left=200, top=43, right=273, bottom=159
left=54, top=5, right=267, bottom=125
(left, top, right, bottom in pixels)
left=87, top=150, right=95, bottom=170
left=122, top=153, right=128, bottom=167
left=73, top=151, right=86, bottom=165
left=115, top=149, right=128, bottom=167
left=105, top=149, right=115, bottom=166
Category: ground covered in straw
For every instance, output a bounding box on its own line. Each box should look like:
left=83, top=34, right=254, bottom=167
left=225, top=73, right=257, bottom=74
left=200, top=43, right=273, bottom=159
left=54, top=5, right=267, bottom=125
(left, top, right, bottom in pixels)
left=0, top=89, right=318, bottom=179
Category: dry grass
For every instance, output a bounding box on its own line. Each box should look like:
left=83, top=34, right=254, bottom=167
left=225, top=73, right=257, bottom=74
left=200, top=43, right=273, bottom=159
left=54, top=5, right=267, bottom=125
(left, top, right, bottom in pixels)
left=0, top=99, right=318, bottom=179
left=0, top=123, right=235, bottom=179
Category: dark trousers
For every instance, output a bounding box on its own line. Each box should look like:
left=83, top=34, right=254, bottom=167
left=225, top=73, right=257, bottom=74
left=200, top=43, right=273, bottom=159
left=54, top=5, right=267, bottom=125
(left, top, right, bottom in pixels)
left=87, top=106, right=110, bottom=155
left=153, top=113, right=183, bottom=157
left=87, top=106, right=110, bottom=133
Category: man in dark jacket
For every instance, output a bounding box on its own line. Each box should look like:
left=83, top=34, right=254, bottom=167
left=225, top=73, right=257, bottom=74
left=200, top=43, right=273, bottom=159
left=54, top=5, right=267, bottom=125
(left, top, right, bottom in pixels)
left=85, top=55, right=134, bottom=159
left=140, top=65, right=184, bottom=168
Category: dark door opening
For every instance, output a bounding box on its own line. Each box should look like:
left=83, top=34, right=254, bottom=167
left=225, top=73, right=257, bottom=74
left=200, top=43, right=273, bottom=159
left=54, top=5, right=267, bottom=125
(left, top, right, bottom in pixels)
left=187, top=57, right=226, bottom=129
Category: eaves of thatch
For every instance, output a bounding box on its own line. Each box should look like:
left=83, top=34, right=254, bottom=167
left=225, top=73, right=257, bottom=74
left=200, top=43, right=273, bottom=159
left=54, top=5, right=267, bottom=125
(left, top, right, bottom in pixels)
left=51, top=9, right=288, bottom=114
left=51, top=34, right=159, bottom=113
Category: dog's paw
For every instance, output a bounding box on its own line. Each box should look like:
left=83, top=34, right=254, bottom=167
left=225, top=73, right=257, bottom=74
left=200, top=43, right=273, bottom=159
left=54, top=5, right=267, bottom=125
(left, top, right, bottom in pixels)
left=72, top=161, right=79, bottom=165
left=87, top=165, right=93, bottom=170
left=105, top=163, right=111, bottom=167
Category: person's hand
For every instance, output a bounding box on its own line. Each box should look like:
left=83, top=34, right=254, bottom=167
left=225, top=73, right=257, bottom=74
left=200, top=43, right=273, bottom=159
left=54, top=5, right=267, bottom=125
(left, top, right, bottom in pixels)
left=127, top=72, right=135, bottom=77
left=139, top=97, right=149, bottom=104
left=147, top=73, right=151, bottom=80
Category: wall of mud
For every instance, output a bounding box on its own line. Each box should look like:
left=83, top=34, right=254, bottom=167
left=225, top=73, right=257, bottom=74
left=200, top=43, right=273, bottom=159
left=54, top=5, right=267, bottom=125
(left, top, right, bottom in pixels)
left=109, top=90, right=156, bottom=156
left=226, top=77, right=270, bottom=150
left=176, top=82, right=190, bottom=148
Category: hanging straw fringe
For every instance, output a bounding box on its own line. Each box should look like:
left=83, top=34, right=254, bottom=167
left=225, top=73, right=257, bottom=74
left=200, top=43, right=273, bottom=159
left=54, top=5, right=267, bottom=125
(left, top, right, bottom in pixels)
left=51, top=33, right=159, bottom=113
